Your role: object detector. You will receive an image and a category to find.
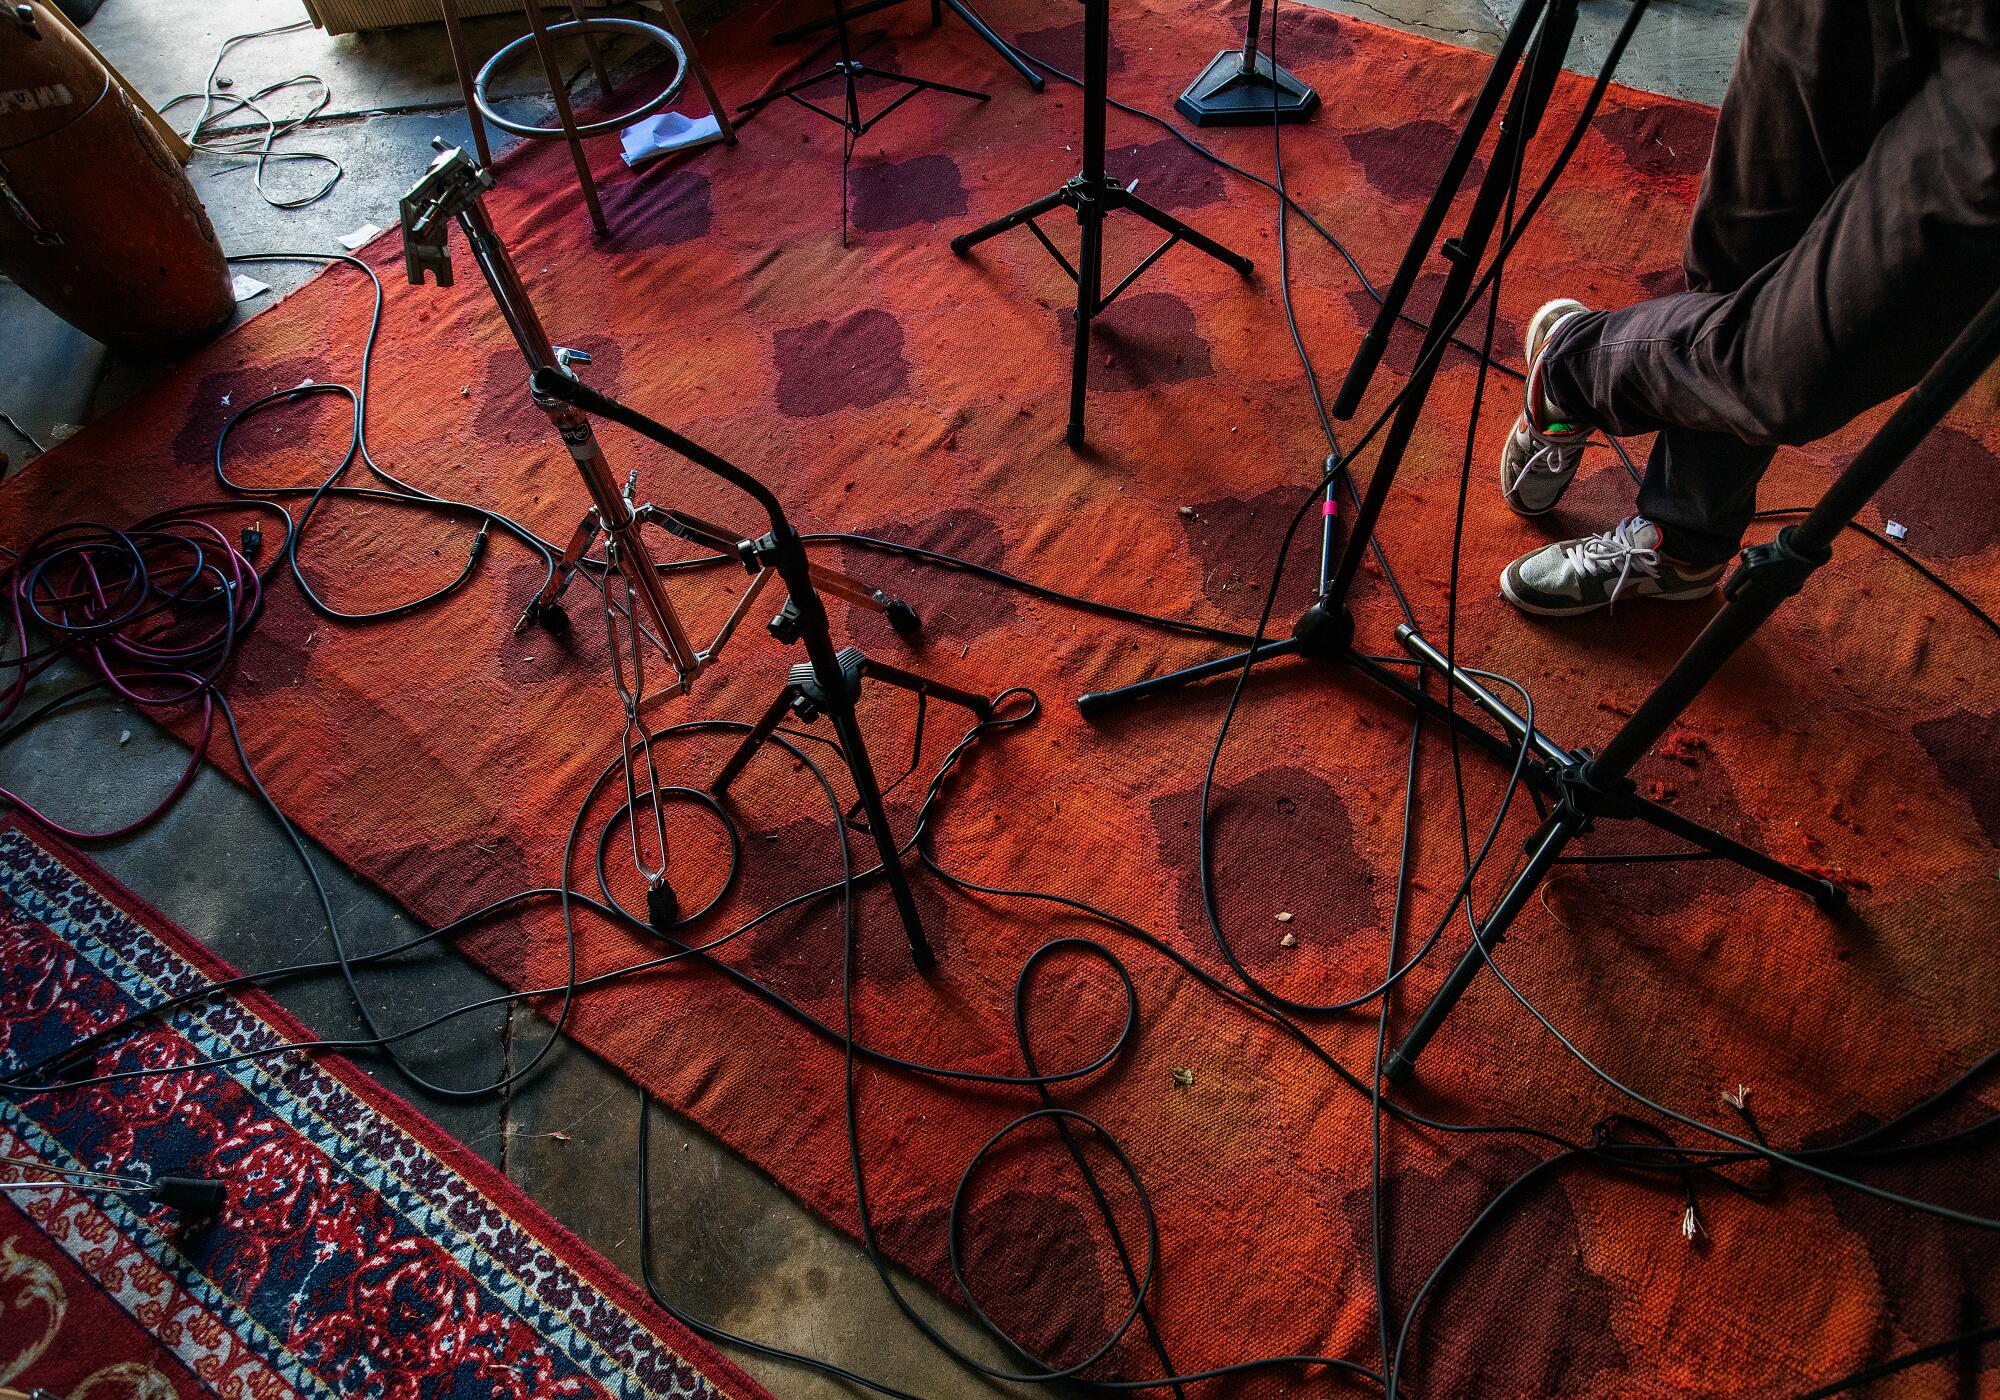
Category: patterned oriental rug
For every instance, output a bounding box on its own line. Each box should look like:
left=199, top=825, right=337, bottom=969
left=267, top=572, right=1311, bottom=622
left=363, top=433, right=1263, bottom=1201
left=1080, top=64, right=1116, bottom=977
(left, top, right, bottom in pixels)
left=0, top=0, right=1996, bottom=1392
left=0, top=818, right=771, bottom=1399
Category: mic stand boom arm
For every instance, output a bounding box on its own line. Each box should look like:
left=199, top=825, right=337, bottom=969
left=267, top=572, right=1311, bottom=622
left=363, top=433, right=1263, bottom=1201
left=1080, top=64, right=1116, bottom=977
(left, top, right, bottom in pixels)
left=530, top=367, right=999, bottom=975
left=401, top=142, right=939, bottom=946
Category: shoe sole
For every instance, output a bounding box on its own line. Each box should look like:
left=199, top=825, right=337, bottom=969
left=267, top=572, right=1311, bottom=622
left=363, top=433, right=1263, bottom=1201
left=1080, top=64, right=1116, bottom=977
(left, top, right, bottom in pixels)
left=1499, top=566, right=1718, bottom=616
left=1524, top=298, right=1589, bottom=363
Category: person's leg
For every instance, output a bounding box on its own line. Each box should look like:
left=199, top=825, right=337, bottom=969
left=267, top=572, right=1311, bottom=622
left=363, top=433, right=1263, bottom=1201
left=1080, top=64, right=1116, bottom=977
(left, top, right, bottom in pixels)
left=1526, top=0, right=1931, bottom=564
left=1505, top=30, right=2000, bottom=613
left=1529, top=30, right=1997, bottom=577
left=1681, top=0, right=1924, bottom=293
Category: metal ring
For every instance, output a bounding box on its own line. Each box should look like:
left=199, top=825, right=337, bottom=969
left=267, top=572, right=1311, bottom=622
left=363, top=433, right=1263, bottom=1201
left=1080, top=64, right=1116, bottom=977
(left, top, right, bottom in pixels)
left=593, top=785, right=744, bottom=933
left=474, top=16, right=688, bottom=140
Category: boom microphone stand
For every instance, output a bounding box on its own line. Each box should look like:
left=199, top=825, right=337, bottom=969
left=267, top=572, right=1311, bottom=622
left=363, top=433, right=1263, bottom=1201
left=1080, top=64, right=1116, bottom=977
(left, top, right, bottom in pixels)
left=534, top=369, right=998, bottom=976
left=949, top=0, right=1254, bottom=446
left=1078, top=0, right=1851, bottom=1032
left=402, top=143, right=989, bottom=970
left=1081, top=0, right=1582, bottom=723
left=1386, top=284, right=2000, bottom=1081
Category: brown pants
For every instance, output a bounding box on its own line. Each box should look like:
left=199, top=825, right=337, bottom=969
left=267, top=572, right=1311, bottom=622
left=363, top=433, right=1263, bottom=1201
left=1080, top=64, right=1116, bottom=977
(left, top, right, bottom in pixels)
left=1539, top=0, right=2000, bottom=565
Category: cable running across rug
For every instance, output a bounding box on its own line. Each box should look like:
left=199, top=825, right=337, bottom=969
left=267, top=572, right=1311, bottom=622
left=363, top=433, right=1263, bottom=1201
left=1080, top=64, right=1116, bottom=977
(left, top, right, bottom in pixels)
left=0, top=0, right=1996, bottom=1392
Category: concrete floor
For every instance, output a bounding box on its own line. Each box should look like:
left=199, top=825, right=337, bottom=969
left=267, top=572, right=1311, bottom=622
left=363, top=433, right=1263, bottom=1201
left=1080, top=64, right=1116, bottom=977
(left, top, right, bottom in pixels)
left=0, top=0, right=1746, bottom=1393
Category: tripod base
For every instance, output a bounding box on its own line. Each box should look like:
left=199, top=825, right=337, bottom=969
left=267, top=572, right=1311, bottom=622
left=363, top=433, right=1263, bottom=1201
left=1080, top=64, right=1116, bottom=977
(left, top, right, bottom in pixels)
left=740, top=58, right=988, bottom=245
left=952, top=175, right=1252, bottom=446
left=1079, top=599, right=1846, bottom=1080
left=1175, top=49, right=1319, bottom=126
left=713, top=645, right=994, bottom=973
left=769, top=0, right=1045, bottom=90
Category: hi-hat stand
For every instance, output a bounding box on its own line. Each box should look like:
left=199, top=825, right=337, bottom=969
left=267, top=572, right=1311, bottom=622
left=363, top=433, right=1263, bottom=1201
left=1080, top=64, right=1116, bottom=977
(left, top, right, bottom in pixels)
left=402, top=142, right=989, bottom=970
left=741, top=0, right=989, bottom=245
left=1174, top=0, right=1318, bottom=127
left=949, top=0, right=1253, bottom=447
left=1076, top=0, right=1856, bottom=1068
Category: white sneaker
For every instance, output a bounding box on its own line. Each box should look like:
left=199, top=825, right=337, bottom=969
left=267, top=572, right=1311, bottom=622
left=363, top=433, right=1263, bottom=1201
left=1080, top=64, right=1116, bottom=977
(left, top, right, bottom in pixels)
left=1500, top=516, right=1724, bottom=617
left=1500, top=298, right=1595, bottom=516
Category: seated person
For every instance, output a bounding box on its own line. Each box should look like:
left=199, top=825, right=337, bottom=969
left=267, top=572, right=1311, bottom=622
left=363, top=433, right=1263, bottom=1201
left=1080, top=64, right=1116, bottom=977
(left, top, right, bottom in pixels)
left=1494, top=0, right=1998, bottom=616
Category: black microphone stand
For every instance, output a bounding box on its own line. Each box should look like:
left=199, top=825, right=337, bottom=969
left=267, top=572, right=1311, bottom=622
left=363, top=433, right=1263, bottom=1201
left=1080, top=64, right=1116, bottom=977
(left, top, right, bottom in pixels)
left=1174, top=0, right=1318, bottom=126
left=740, top=0, right=990, bottom=246
left=1386, top=284, right=2000, bottom=1080
left=531, top=368, right=997, bottom=975
left=949, top=0, right=1254, bottom=446
left=1076, top=0, right=1855, bottom=1069
left=1079, top=0, right=1583, bottom=721
left=767, top=0, right=1046, bottom=92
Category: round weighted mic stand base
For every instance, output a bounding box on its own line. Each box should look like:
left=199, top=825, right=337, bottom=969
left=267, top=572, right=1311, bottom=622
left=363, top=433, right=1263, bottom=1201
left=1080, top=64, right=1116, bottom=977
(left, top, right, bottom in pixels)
left=1175, top=50, right=1318, bottom=126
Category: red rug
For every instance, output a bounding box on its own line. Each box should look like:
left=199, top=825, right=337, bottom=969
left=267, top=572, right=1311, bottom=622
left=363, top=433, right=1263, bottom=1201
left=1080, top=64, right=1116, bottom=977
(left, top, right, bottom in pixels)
left=0, top=816, right=771, bottom=1398
left=2, top=0, right=1996, bottom=1391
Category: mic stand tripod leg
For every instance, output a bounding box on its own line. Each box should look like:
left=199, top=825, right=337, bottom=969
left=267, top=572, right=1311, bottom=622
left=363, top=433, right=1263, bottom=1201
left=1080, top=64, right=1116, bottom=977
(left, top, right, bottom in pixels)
left=710, top=645, right=994, bottom=974
left=937, top=0, right=1044, bottom=89
left=831, top=689, right=939, bottom=973
left=949, top=187, right=1071, bottom=254
left=1618, top=792, right=1845, bottom=907
left=519, top=508, right=603, bottom=632
left=1069, top=193, right=1104, bottom=448
left=711, top=687, right=796, bottom=795
left=1380, top=813, right=1572, bottom=1083
left=1108, top=185, right=1257, bottom=275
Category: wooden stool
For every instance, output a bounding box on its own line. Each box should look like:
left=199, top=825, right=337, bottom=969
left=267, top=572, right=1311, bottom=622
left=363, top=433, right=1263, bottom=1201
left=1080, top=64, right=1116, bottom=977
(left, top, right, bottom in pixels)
left=438, top=0, right=734, bottom=233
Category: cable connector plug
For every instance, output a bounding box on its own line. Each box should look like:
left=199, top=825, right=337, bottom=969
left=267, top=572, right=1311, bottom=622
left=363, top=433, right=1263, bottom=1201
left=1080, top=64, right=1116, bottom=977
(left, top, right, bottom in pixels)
left=646, top=879, right=681, bottom=935
left=150, top=1175, right=225, bottom=1221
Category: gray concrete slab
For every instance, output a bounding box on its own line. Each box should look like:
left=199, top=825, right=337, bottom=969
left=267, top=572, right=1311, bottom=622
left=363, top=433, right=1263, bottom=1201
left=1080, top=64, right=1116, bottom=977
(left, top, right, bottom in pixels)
left=0, top=285, right=101, bottom=467
left=0, top=663, right=513, bottom=1162
left=0, top=0, right=1752, bottom=1391
left=84, top=1, right=665, bottom=128
left=1289, top=0, right=1746, bottom=106
left=508, top=1017, right=1071, bottom=1399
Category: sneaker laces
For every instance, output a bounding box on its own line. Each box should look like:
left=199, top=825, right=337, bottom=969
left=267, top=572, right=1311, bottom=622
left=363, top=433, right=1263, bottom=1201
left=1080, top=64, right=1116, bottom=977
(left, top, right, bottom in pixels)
left=1560, top=516, right=1659, bottom=608
left=1513, top=360, right=1596, bottom=477
left=1516, top=416, right=1595, bottom=474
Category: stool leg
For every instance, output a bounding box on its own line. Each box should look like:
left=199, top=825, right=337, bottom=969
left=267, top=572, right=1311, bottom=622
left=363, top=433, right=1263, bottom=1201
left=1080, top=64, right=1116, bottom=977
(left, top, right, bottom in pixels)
left=564, top=0, right=618, bottom=97
left=439, top=0, right=492, bottom=163
left=657, top=0, right=736, bottom=144
left=523, top=0, right=609, bottom=233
